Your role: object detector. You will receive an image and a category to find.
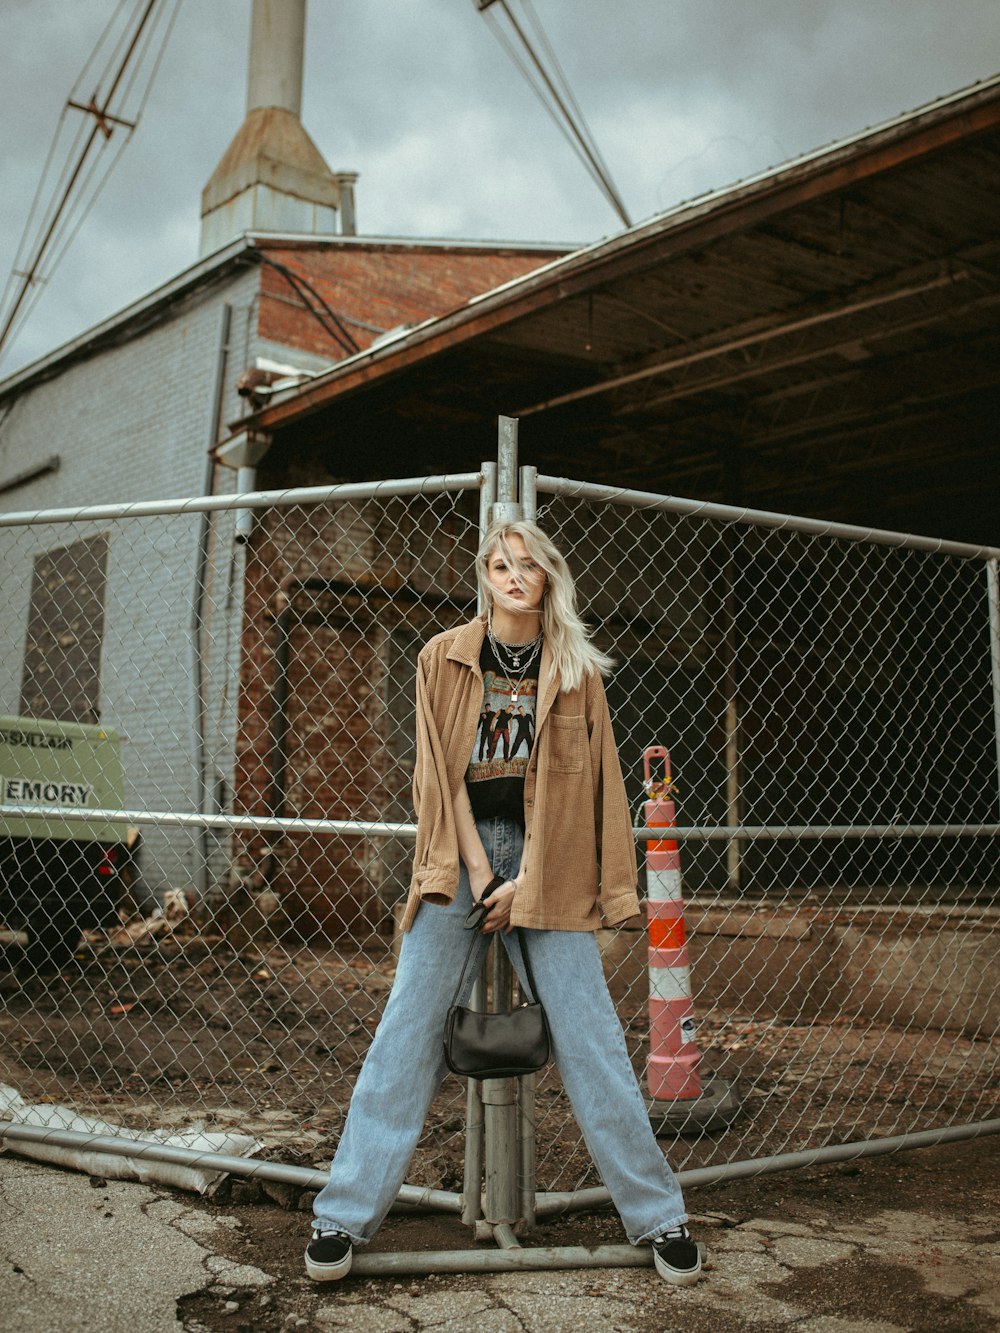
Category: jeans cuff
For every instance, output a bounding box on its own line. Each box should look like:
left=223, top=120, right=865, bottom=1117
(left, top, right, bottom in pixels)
left=633, top=1214, right=688, bottom=1244
left=312, top=1220, right=366, bottom=1245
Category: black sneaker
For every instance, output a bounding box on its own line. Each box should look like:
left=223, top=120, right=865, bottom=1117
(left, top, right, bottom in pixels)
left=305, top=1228, right=353, bottom=1281
left=652, top=1225, right=702, bottom=1285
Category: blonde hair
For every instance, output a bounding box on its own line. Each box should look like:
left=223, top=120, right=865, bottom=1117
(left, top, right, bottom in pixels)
left=476, top=520, right=614, bottom=692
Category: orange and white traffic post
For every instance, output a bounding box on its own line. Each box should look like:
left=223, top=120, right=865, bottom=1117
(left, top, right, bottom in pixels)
left=644, top=746, right=702, bottom=1100
left=643, top=746, right=741, bottom=1132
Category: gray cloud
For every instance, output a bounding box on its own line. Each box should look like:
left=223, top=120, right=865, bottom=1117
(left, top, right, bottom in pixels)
left=2, top=0, right=998, bottom=374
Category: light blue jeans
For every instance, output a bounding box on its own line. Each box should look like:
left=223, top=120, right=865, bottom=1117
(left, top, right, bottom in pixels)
left=312, top=817, right=687, bottom=1244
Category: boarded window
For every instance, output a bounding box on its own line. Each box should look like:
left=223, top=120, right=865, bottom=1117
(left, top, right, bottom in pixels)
left=20, top=534, right=110, bottom=723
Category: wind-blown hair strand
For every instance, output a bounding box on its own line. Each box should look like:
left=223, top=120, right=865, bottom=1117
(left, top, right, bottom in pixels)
left=476, top=520, right=613, bottom=691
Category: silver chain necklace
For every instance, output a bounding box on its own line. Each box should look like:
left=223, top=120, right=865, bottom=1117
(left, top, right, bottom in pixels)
left=491, top=628, right=542, bottom=669
left=488, top=626, right=542, bottom=704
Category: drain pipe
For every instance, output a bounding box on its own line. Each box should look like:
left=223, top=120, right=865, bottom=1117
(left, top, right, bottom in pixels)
left=192, top=303, right=233, bottom=896
left=267, top=571, right=303, bottom=825
left=213, top=426, right=274, bottom=895
left=234, top=467, right=259, bottom=544
left=215, top=428, right=273, bottom=546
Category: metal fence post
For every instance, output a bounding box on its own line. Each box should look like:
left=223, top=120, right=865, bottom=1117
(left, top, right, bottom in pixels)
left=461, top=459, right=499, bottom=1228
left=519, top=464, right=537, bottom=522
left=493, top=416, right=521, bottom=525
left=517, top=460, right=538, bottom=1232
left=480, top=461, right=498, bottom=552
left=481, top=943, right=521, bottom=1246
left=477, top=418, right=525, bottom=1245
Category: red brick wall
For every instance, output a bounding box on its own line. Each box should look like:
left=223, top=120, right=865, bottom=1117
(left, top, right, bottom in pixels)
left=232, top=492, right=476, bottom=942
left=235, top=241, right=552, bottom=938
left=256, top=242, right=560, bottom=362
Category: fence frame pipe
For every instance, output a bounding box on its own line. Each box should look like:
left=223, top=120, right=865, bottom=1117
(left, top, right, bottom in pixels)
left=4, top=805, right=999, bottom=843
left=0, top=473, right=485, bottom=528
left=4, top=1118, right=998, bottom=1273
left=534, top=474, right=1000, bottom=561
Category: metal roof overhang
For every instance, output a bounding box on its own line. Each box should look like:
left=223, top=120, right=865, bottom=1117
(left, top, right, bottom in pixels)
left=240, top=75, right=1000, bottom=543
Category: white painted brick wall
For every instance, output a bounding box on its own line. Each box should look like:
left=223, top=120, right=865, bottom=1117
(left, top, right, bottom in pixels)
left=0, top=268, right=260, bottom=905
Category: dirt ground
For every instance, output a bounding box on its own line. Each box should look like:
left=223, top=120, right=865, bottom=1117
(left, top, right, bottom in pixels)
left=2, top=930, right=999, bottom=1330
left=171, top=1135, right=1000, bottom=1332
left=1, top=927, right=995, bottom=1194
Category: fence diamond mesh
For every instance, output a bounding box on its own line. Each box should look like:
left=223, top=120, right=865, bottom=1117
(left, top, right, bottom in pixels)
left=529, top=482, right=999, bottom=1186
left=0, top=468, right=997, bottom=1208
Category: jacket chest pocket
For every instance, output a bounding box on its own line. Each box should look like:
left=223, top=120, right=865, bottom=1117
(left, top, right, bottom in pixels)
left=546, top=713, right=585, bottom=773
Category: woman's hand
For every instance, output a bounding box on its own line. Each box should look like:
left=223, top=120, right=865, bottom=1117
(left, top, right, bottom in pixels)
left=469, top=865, right=499, bottom=903
left=480, top=874, right=521, bottom=934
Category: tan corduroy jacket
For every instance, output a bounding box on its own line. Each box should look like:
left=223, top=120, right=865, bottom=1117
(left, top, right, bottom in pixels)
left=400, top=615, right=640, bottom=933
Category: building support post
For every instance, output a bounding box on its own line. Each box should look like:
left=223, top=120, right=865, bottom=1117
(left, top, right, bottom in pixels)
left=719, top=443, right=744, bottom=893
left=722, top=538, right=743, bottom=893
left=987, top=558, right=1000, bottom=818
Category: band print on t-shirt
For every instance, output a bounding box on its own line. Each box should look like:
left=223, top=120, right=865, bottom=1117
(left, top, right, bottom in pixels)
left=468, top=669, right=537, bottom=783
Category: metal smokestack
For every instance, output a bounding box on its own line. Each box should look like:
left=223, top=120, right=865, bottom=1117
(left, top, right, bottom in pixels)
left=199, top=0, right=357, bottom=256
left=247, top=0, right=305, bottom=117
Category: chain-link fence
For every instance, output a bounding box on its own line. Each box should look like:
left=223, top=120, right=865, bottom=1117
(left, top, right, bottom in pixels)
left=531, top=476, right=999, bottom=1187
left=1, top=460, right=998, bottom=1216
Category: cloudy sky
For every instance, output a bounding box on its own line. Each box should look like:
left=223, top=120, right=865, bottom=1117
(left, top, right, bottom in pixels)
left=2, top=0, right=999, bottom=376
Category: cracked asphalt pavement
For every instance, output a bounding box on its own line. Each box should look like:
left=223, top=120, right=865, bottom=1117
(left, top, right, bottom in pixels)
left=2, top=1135, right=999, bottom=1331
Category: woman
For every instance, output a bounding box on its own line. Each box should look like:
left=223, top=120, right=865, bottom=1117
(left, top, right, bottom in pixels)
left=306, top=520, right=702, bottom=1285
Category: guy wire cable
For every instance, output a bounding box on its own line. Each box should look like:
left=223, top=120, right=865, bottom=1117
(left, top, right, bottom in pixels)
left=476, top=0, right=632, bottom=226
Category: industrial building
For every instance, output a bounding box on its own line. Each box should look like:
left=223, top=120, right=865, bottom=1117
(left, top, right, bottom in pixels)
left=1, top=1, right=997, bottom=931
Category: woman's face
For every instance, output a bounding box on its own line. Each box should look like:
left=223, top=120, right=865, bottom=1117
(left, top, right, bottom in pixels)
left=486, top=534, right=546, bottom=613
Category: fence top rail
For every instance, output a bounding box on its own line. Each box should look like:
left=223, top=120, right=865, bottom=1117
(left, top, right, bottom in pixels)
left=3, top=805, right=999, bottom=841
left=0, top=472, right=483, bottom=528
left=0, top=803, right=417, bottom=839
left=535, top=474, right=1000, bottom=562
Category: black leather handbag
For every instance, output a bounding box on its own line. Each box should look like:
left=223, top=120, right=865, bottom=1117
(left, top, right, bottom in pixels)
left=443, top=900, right=550, bottom=1081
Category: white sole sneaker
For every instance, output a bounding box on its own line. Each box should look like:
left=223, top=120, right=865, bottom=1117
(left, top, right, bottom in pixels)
left=652, top=1234, right=703, bottom=1285
left=304, top=1238, right=353, bottom=1281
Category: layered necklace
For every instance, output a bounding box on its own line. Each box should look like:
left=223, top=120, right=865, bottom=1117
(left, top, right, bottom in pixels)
left=488, top=622, right=543, bottom=704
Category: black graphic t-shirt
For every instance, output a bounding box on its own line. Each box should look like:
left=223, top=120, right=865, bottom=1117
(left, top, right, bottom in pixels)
left=466, top=636, right=539, bottom=826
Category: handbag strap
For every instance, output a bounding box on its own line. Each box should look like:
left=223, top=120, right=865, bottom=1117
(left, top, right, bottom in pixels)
left=450, top=925, right=542, bottom=1010
left=513, top=929, right=542, bottom=1006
